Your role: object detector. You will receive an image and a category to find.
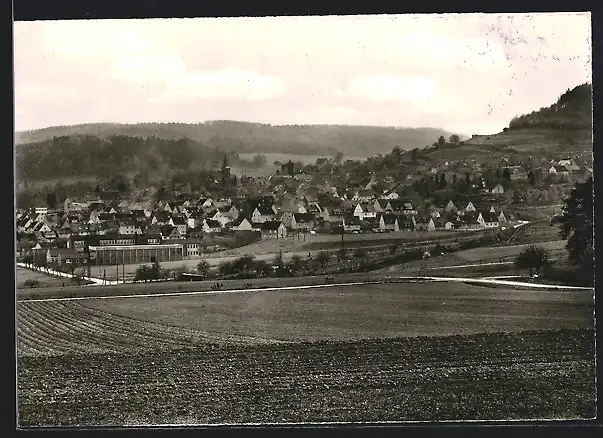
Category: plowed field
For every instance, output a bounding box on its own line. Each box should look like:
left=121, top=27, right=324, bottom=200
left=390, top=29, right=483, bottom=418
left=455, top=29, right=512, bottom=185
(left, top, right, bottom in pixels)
left=17, top=329, right=595, bottom=426
left=16, top=282, right=596, bottom=426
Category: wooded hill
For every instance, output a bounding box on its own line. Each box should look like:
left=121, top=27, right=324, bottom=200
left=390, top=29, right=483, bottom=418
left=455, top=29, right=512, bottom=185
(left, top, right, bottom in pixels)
left=508, top=83, right=592, bottom=131
left=15, top=135, right=220, bottom=182
left=459, top=83, right=593, bottom=156
left=15, top=121, right=458, bottom=158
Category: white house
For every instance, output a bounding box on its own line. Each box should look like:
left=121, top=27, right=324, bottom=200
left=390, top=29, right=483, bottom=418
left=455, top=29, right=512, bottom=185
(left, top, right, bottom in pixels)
left=477, top=212, right=500, bottom=228
left=260, top=221, right=288, bottom=239
left=444, top=200, right=458, bottom=212
left=202, top=219, right=222, bottom=233
left=352, top=190, right=375, bottom=202
left=230, top=217, right=254, bottom=231
left=379, top=214, right=400, bottom=232
left=491, top=183, right=505, bottom=194
left=170, top=216, right=188, bottom=235
left=252, top=205, right=278, bottom=224
left=353, top=203, right=377, bottom=220
left=382, top=191, right=399, bottom=200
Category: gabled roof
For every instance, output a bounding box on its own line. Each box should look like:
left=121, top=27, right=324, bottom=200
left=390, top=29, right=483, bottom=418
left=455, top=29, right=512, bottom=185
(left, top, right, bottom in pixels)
left=260, top=221, right=284, bottom=231
left=381, top=214, right=398, bottom=225
left=88, top=202, right=106, bottom=212
left=153, top=211, right=172, bottom=221
left=218, top=205, right=235, bottom=213
left=551, top=164, right=569, bottom=172
left=204, top=219, right=222, bottom=228
left=294, top=213, right=315, bottom=223
left=231, top=217, right=251, bottom=227
left=356, top=203, right=376, bottom=212
left=386, top=199, right=407, bottom=210
left=171, top=216, right=187, bottom=226
left=159, top=225, right=177, bottom=236
left=255, top=205, right=276, bottom=216
left=414, top=215, right=431, bottom=224
left=480, top=211, right=499, bottom=222
left=343, top=215, right=362, bottom=225
left=118, top=217, right=138, bottom=227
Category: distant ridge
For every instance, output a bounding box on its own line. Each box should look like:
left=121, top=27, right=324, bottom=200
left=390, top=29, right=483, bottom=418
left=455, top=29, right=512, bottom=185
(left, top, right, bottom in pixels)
left=15, top=121, right=462, bottom=158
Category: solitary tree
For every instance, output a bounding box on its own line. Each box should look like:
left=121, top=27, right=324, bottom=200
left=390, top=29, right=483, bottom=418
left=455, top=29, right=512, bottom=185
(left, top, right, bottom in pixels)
left=437, top=136, right=446, bottom=148
left=449, top=134, right=460, bottom=145
left=439, top=173, right=448, bottom=189
left=135, top=264, right=150, bottom=282
left=287, top=255, right=305, bottom=276
left=353, top=248, right=368, bottom=269
left=46, top=191, right=57, bottom=209
left=515, top=245, right=550, bottom=277
left=22, top=252, right=33, bottom=266
left=503, top=168, right=512, bottom=180
left=558, top=177, right=593, bottom=280
left=197, top=260, right=211, bottom=277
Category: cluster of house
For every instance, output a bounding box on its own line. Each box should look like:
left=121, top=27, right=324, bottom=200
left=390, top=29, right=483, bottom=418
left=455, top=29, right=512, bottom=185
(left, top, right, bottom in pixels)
left=16, top=183, right=518, bottom=267
left=21, top=152, right=590, bottom=267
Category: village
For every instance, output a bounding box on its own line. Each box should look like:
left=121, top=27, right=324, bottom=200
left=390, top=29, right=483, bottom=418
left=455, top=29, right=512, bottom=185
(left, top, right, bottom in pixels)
left=15, top=146, right=591, bottom=272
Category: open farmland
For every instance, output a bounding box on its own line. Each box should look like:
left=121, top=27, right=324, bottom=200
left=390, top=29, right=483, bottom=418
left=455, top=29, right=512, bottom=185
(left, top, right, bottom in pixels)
left=16, top=280, right=595, bottom=426
left=17, top=282, right=593, bottom=354
left=17, top=328, right=595, bottom=426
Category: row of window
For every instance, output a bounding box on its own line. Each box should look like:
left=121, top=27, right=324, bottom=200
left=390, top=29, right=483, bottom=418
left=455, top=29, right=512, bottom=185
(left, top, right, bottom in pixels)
left=99, top=239, right=135, bottom=246
left=96, top=238, right=161, bottom=246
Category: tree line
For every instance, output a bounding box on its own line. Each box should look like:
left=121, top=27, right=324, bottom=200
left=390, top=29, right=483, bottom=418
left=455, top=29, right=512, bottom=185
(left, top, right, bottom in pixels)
left=508, top=83, right=592, bottom=131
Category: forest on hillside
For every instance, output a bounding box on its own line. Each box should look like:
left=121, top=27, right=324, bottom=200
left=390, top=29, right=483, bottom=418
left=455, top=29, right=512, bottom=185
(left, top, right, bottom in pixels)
left=16, top=135, right=212, bottom=182
left=15, top=122, right=457, bottom=158
left=508, top=83, right=592, bottom=131
left=15, top=135, right=280, bottom=182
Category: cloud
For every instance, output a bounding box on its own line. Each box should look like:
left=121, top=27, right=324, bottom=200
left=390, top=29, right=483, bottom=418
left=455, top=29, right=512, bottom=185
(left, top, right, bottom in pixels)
left=110, top=55, right=186, bottom=84
left=339, top=75, right=437, bottom=104
left=156, top=68, right=288, bottom=102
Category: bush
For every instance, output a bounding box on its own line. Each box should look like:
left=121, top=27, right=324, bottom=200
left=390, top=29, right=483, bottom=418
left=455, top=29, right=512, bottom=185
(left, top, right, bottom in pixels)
left=542, top=265, right=593, bottom=287
left=217, top=255, right=274, bottom=279
left=23, top=279, right=39, bottom=288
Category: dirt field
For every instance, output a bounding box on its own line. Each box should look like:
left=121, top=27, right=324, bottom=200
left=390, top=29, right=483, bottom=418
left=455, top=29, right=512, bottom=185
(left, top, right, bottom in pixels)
left=16, top=278, right=595, bottom=426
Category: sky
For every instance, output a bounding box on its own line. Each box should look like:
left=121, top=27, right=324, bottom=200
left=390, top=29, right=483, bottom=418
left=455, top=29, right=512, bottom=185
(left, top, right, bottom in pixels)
left=13, top=13, right=592, bottom=136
